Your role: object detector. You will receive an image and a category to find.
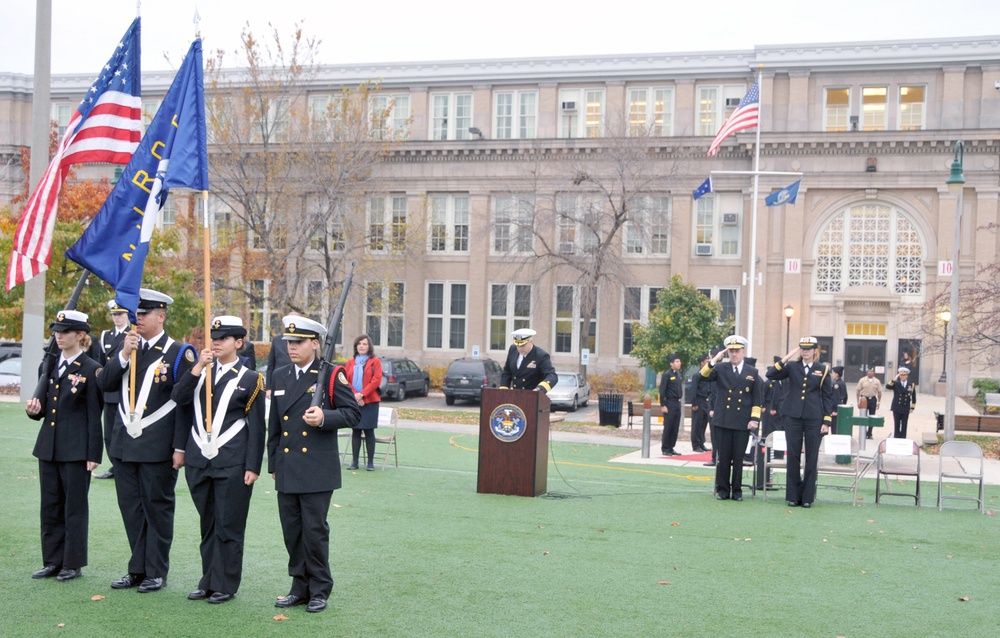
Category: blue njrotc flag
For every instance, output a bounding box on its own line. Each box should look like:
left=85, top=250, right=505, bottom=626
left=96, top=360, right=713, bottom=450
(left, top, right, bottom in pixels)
left=764, top=180, right=801, bottom=207
left=67, top=38, right=209, bottom=322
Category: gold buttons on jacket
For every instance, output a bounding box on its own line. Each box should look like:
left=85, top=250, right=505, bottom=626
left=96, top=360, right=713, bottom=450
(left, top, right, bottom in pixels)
left=283, top=431, right=288, bottom=437
left=283, top=415, right=289, bottom=421
left=284, top=447, right=289, bottom=453
left=302, top=447, right=307, bottom=453
left=302, top=431, right=307, bottom=437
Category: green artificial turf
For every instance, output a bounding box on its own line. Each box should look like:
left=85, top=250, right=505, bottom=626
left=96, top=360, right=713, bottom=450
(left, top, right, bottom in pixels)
left=1, top=402, right=998, bottom=637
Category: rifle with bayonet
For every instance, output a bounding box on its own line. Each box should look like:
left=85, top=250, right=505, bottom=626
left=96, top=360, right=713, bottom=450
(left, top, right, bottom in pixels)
left=311, top=261, right=355, bottom=408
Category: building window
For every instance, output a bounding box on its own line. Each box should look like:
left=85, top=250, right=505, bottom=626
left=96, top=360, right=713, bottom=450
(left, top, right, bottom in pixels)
left=558, top=88, right=604, bottom=138
left=307, top=194, right=345, bottom=252
left=627, top=87, right=674, bottom=136
left=368, top=195, right=407, bottom=252
left=694, top=193, right=741, bottom=257
left=370, top=93, right=410, bottom=140
left=306, top=279, right=326, bottom=320
left=846, top=322, right=887, bottom=336
left=248, top=279, right=282, bottom=341
left=824, top=88, right=850, bottom=132
left=140, top=100, right=160, bottom=135
left=491, top=195, right=534, bottom=254
left=366, top=281, right=405, bottom=348
left=554, top=285, right=597, bottom=355
left=625, top=195, right=671, bottom=255
left=861, top=86, right=887, bottom=131
left=697, top=287, right=739, bottom=332
left=697, top=84, right=745, bottom=135
left=252, top=98, right=289, bottom=143
left=489, top=284, right=532, bottom=351
left=426, top=282, right=466, bottom=349
left=158, top=195, right=177, bottom=228
left=51, top=103, right=74, bottom=137
left=556, top=194, right=601, bottom=254
left=431, top=92, right=473, bottom=140
left=898, top=85, right=925, bottom=131
left=622, top=286, right=662, bottom=355
left=429, top=194, right=469, bottom=252
left=494, top=90, right=537, bottom=139
left=814, top=203, right=925, bottom=296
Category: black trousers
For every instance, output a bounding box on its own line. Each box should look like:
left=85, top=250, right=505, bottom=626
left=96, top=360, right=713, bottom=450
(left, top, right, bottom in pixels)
left=715, top=428, right=751, bottom=497
left=186, top=463, right=254, bottom=594
left=661, top=399, right=681, bottom=453
left=784, top=416, right=823, bottom=505
left=277, top=490, right=333, bottom=599
left=893, top=411, right=910, bottom=439
left=39, top=460, right=91, bottom=569
left=863, top=396, right=878, bottom=437
left=113, top=458, right=177, bottom=577
left=102, top=399, right=118, bottom=463
left=690, top=403, right=709, bottom=450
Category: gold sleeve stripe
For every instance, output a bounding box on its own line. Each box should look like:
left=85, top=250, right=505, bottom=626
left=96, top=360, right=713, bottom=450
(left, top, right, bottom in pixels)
left=245, top=373, right=264, bottom=413
left=700, top=364, right=712, bottom=378
left=538, top=382, right=552, bottom=392
left=774, top=361, right=783, bottom=371
left=751, top=406, right=762, bottom=419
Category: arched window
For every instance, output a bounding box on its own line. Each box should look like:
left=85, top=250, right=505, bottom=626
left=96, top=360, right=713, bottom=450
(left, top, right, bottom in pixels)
left=814, top=203, right=924, bottom=296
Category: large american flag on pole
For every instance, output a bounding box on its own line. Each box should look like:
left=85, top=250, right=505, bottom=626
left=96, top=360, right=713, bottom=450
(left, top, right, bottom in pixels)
left=706, top=81, right=759, bottom=157
left=5, top=18, right=141, bottom=291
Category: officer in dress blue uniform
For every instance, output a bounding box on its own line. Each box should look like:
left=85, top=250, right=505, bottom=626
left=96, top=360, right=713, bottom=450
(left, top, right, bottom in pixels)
left=659, top=354, right=684, bottom=456
left=94, top=299, right=130, bottom=480
left=500, top=328, right=557, bottom=393
left=886, top=367, right=917, bottom=438
left=269, top=316, right=361, bottom=614
left=99, top=289, right=196, bottom=593
left=172, top=316, right=265, bottom=604
left=689, top=354, right=712, bottom=454
left=26, top=310, right=103, bottom=582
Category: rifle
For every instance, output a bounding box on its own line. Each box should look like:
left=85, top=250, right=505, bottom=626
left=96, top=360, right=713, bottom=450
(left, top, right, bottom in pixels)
left=310, top=261, right=356, bottom=408
left=31, top=269, right=91, bottom=403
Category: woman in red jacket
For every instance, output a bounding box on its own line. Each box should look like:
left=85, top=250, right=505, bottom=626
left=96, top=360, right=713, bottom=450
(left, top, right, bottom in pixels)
left=344, top=335, right=383, bottom=471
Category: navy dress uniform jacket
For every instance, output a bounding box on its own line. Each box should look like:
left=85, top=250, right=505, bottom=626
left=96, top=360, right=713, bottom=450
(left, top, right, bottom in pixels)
left=886, top=379, right=917, bottom=414
left=31, top=353, right=104, bottom=463
left=700, top=362, right=764, bottom=429
left=500, top=344, right=558, bottom=393
left=766, top=360, right=834, bottom=424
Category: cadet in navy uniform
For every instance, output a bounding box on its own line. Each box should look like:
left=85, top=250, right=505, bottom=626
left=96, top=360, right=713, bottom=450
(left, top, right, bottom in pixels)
left=172, top=316, right=265, bottom=604
left=26, top=310, right=103, bottom=582
left=829, top=366, right=849, bottom=435
left=689, top=354, right=712, bottom=454
left=94, top=300, right=131, bottom=480
left=100, top=289, right=196, bottom=593
left=886, top=367, right=917, bottom=438
left=659, top=354, right=683, bottom=456
left=700, top=336, right=763, bottom=501
left=269, top=316, right=361, bottom=613
left=767, top=337, right=834, bottom=508
left=499, top=328, right=557, bottom=393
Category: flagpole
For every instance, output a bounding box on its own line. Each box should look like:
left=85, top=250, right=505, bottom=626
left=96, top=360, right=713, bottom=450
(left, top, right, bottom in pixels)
left=202, top=190, right=213, bottom=435
left=746, top=67, right=763, bottom=356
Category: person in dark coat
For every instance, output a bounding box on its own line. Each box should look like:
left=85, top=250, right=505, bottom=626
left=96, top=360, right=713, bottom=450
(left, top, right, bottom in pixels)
left=172, top=316, right=265, bottom=604
left=344, top=334, right=383, bottom=471
left=659, top=354, right=683, bottom=456
left=500, top=328, right=557, bottom=393
left=689, top=354, right=711, bottom=454
left=94, top=299, right=130, bottom=480
left=99, top=289, right=196, bottom=593
left=886, top=367, right=917, bottom=438
left=268, top=315, right=361, bottom=614
left=700, top=336, right=763, bottom=501
left=767, top=336, right=834, bottom=509
left=829, top=366, right=849, bottom=435
left=26, top=310, right=103, bottom=582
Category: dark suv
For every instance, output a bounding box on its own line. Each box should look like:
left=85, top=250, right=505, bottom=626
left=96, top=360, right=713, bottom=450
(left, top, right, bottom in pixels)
left=443, top=357, right=503, bottom=405
left=379, top=357, right=430, bottom=401
left=0, top=342, right=21, bottom=363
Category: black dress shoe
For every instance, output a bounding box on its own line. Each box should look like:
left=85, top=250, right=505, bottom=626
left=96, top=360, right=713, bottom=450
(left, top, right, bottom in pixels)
left=111, top=573, right=144, bottom=589
left=801, top=502, right=813, bottom=508
left=188, top=589, right=210, bottom=600
left=56, top=568, right=82, bottom=582
left=307, top=596, right=327, bottom=613
left=94, top=469, right=114, bottom=479
left=347, top=463, right=358, bottom=470
left=32, top=564, right=60, bottom=579
left=137, top=576, right=166, bottom=593
left=787, top=501, right=800, bottom=507
left=764, top=484, right=780, bottom=491
left=208, top=592, right=234, bottom=604
left=275, top=594, right=307, bottom=608
left=366, top=463, right=375, bottom=471
left=732, top=492, right=743, bottom=502
left=703, top=461, right=717, bottom=467
left=715, top=491, right=730, bottom=500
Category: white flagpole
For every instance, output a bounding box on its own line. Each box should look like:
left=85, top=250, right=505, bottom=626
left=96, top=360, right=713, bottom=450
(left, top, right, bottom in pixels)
left=746, top=67, right=763, bottom=355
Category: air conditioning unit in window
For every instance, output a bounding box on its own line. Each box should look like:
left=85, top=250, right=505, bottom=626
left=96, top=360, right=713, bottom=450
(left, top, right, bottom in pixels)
left=721, top=213, right=739, bottom=226
left=695, top=243, right=713, bottom=256
left=558, top=242, right=575, bottom=254
left=560, top=101, right=577, bottom=111
left=725, top=98, right=741, bottom=107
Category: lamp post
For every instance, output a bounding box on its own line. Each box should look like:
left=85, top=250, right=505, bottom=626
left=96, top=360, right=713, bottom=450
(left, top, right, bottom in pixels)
left=943, top=141, right=964, bottom=442
left=784, top=305, right=794, bottom=352
left=938, top=310, right=950, bottom=383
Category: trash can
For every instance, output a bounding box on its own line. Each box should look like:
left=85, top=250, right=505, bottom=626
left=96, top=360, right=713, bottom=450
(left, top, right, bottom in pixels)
left=598, top=392, right=624, bottom=428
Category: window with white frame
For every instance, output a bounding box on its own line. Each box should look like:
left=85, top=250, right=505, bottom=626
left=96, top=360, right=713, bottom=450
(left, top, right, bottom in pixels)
left=248, top=196, right=285, bottom=251
left=209, top=196, right=234, bottom=248
left=898, top=85, right=925, bottom=131
left=494, top=90, right=537, bottom=139
left=366, top=281, right=405, bottom=348
left=429, top=194, right=469, bottom=252
left=554, top=285, right=597, bottom=355
left=694, top=193, right=741, bottom=257
left=861, top=86, right=887, bottom=131
left=824, top=88, right=851, bottom=132
left=491, top=195, right=534, bottom=254
left=627, top=87, right=674, bottom=136
left=558, top=88, right=604, bottom=138
left=52, top=103, right=73, bottom=136
left=140, top=100, right=160, bottom=135
left=250, top=97, right=290, bottom=144
left=556, top=194, right=601, bottom=254
left=370, top=93, right=411, bottom=140
left=622, top=286, right=662, bottom=355
left=248, top=279, right=282, bottom=341
left=307, top=194, right=345, bottom=253
left=368, top=195, right=407, bottom=252
left=489, top=283, right=532, bottom=351
left=697, top=84, right=745, bottom=135
left=625, top=195, right=671, bottom=256
left=306, top=279, right=326, bottom=320
left=696, top=287, right=739, bottom=332
left=426, top=282, right=467, bottom=349
left=430, top=92, right=473, bottom=140
left=157, top=195, right=177, bottom=228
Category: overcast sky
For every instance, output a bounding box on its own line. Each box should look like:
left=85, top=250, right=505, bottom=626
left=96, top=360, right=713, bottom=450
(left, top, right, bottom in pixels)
left=1, top=0, right=997, bottom=75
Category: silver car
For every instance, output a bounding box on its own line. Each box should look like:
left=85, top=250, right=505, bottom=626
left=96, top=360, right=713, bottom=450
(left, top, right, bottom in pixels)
left=546, top=372, right=591, bottom=412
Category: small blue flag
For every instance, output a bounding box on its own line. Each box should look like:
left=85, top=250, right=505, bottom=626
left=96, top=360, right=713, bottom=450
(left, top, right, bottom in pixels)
left=765, top=180, right=801, bottom=207
left=692, top=177, right=713, bottom=201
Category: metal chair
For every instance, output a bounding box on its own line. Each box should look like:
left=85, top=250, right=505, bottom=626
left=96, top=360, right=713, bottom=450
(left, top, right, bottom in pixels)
left=875, top=438, right=921, bottom=507
left=937, top=440, right=984, bottom=513
left=815, top=434, right=864, bottom=506
left=761, top=430, right=789, bottom=500
left=372, top=406, right=399, bottom=469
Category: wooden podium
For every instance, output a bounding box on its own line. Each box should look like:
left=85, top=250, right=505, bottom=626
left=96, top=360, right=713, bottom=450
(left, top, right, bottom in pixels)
left=477, top=388, right=549, bottom=497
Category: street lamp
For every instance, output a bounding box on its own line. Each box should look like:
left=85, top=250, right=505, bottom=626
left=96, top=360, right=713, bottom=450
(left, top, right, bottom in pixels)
left=938, top=309, right=951, bottom=383
left=943, top=141, right=964, bottom=442
left=784, top=305, right=794, bottom=352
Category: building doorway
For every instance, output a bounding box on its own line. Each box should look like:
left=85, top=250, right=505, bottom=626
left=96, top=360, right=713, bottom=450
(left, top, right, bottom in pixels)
left=844, top=340, right=886, bottom=385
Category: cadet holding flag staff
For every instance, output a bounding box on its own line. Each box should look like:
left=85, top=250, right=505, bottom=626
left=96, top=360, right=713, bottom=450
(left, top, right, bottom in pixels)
left=500, top=328, right=557, bottom=393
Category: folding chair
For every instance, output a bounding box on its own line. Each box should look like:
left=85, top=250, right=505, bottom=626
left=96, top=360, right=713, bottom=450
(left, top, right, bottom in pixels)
left=816, top=434, right=863, bottom=506
left=937, top=440, right=985, bottom=513
left=875, top=438, right=921, bottom=506
left=372, top=406, right=398, bottom=470
left=761, top=431, right=789, bottom=500
left=338, top=429, right=352, bottom=465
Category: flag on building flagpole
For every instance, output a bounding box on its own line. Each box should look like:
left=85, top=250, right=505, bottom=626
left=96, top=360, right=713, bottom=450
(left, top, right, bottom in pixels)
left=66, top=38, right=209, bottom=321
left=706, top=82, right=760, bottom=157
left=5, top=18, right=141, bottom=291
left=692, top=176, right=713, bottom=200
left=765, top=180, right=801, bottom=207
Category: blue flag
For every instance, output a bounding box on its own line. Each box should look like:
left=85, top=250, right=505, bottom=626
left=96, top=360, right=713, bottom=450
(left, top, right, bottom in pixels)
left=67, top=39, right=209, bottom=322
left=765, top=180, right=801, bottom=207
left=692, top=176, right=713, bottom=201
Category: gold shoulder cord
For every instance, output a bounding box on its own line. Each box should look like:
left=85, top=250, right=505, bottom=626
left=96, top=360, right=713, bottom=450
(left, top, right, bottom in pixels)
left=245, top=373, right=264, bottom=413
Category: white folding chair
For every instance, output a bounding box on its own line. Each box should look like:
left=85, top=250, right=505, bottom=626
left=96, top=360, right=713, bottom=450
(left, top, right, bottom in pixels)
left=875, top=438, right=921, bottom=507
left=937, top=440, right=985, bottom=513
left=816, top=434, right=863, bottom=506
left=372, top=406, right=398, bottom=470
left=761, top=431, right=788, bottom=500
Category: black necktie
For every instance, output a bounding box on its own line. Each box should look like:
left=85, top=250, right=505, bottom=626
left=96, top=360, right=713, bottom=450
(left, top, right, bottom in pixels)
left=733, top=366, right=738, bottom=375
left=141, top=342, right=150, bottom=355
left=58, top=361, right=67, bottom=377
left=804, top=364, right=810, bottom=375
left=296, top=368, right=301, bottom=381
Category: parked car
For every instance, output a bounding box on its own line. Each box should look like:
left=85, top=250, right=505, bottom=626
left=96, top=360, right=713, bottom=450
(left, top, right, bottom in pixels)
left=0, top=342, right=21, bottom=363
left=0, top=356, right=21, bottom=388
left=546, top=371, right=591, bottom=412
left=379, top=357, right=430, bottom=400
left=442, top=357, right=503, bottom=405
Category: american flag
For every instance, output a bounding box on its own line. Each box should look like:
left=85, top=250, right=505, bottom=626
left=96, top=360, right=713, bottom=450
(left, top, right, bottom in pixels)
left=706, top=82, right=759, bottom=157
left=6, top=18, right=141, bottom=291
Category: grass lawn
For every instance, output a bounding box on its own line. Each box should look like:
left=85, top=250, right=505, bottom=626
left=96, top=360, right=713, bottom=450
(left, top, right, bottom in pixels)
left=1, top=402, right=998, bottom=637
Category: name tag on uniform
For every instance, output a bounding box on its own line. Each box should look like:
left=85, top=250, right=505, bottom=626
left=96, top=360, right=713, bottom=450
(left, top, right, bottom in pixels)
left=274, top=390, right=285, bottom=396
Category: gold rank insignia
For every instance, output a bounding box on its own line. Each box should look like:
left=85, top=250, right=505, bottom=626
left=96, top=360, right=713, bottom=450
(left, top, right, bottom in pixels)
left=338, top=371, right=349, bottom=385
left=212, top=319, right=222, bottom=329
left=185, top=348, right=196, bottom=362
